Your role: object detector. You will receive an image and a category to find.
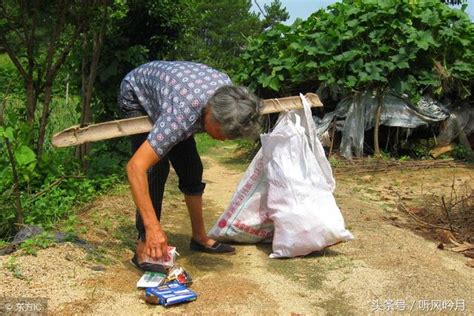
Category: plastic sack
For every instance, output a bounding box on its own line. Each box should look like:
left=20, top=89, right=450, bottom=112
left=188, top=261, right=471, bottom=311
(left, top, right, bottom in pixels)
left=262, top=94, right=354, bottom=258
left=208, top=150, right=273, bottom=243
left=209, top=94, right=353, bottom=255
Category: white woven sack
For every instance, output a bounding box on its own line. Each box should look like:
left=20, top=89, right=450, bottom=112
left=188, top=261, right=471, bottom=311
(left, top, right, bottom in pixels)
left=208, top=149, right=273, bottom=243
left=262, top=95, right=354, bottom=258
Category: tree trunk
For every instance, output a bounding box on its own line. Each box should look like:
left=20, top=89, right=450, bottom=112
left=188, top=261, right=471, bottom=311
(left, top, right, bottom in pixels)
left=5, top=138, right=24, bottom=228
left=374, top=90, right=384, bottom=157
left=76, top=15, right=106, bottom=171
left=36, top=85, right=53, bottom=158
left=25, top=79, right=37, bottom=123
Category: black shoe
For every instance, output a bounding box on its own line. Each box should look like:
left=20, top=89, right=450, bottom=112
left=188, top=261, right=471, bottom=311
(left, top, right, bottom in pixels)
left=189, top=239, right=235, bottom=254
left=131, top=254, right=168, bottom=273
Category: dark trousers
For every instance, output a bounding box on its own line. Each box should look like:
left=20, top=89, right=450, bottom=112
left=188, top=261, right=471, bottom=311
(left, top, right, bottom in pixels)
left=127, top=112, right=205, bottom=241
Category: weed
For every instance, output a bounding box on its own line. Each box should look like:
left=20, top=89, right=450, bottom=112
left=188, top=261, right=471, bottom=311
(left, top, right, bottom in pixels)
left=381, top=204, right=393, bottom=211
left=85, top=246, right=113, bottom=265
left=61, top=214, right=80, bottom=236
left=364, top=188, right=377, bottom=194
left=3, top=256, right=24, bottom=279
left=92, top=212, right=113, bottom=232
left=329, top=156, right=342, bottom=167
left=195, top=133, right=255, bottom=169
left=399, top=155, right=411, bottom=161
left=195, top=133, right=223, bottom=156
left=19, top=232, right=55, bottom=256
left=451, top=145, right=474, bottom=161
left=380, top=151, right=392, bottom=161
left=351, top=187, right=362, bottom=193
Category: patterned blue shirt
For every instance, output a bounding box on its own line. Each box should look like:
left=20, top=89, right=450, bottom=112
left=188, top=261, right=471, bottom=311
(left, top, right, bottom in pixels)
left=119, top=61, right=232, bottom=157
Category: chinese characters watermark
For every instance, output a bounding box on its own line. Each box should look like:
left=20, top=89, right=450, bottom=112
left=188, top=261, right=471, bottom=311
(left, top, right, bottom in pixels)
left=371, top=298, right=466, bottom=313
left=0, top=297, right=48, bottom=315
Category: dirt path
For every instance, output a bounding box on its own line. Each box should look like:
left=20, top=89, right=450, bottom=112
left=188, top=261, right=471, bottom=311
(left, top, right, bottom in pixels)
left=1, top=154, right=473, bottom=315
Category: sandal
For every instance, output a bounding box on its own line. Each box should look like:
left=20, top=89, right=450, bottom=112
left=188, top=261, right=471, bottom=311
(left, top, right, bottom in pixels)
left=189, top=239, right=235, bottom=254
left=131, top=253, right=168, bottom=273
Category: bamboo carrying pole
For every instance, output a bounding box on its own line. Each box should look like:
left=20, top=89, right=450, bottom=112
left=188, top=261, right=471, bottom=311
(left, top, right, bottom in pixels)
left=52, top=93, right=323, bottom=148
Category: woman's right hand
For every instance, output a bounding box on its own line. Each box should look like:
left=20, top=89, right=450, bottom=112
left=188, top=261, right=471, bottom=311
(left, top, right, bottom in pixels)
left=143, top=225, right=168, bottom=261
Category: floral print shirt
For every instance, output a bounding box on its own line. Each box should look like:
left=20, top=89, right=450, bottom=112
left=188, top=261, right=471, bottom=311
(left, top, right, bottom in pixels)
left=119, top=61, right=232, bottom=157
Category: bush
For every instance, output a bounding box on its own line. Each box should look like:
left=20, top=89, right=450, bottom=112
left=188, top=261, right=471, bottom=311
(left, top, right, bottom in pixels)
left=237, top=0, right=474, bottom=105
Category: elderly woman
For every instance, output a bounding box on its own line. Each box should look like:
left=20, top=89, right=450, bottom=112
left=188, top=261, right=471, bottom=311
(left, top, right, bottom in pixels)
left=118, top=61, right=261, bottom=271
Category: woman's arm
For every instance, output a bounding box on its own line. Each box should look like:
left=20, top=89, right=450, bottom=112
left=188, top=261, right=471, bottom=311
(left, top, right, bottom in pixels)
left=126, top=140, right=168, bottom=260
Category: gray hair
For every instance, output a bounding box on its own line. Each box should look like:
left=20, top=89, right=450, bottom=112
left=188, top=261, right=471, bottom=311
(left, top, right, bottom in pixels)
left=206, top=86, right=263, bottom=139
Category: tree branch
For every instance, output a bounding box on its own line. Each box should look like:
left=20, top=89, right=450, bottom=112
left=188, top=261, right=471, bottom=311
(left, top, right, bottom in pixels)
left=0, top=36, right=28, bottom=80
left=43, top=0, right=67, bottom=85
left=253, top=0, right=267, bottom=19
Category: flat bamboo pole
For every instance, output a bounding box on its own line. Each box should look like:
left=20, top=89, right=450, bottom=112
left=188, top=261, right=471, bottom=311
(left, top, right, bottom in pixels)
left=52, top=93, right=323, bottom=148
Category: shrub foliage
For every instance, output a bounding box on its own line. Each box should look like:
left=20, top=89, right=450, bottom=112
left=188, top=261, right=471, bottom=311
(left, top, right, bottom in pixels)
left=237, top=0, right=474, bottom=104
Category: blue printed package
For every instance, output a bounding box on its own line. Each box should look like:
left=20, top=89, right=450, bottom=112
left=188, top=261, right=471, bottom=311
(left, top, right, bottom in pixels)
left=145, top=281, right=197, bottom=306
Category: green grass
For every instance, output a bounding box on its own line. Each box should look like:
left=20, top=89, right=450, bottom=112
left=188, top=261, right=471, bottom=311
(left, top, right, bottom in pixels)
left=195, top=133, right=255, bottom=172
left=195, top=133, right=255, bottom=156
left=194, top=133, right=222, bottom=155
left=318, top=290, right=355, bottom=315
left=18, top=232, right=55, bottom=256
left=268, top=256, right=326, bottom=291
left=3, top=256, right=24, bottom=279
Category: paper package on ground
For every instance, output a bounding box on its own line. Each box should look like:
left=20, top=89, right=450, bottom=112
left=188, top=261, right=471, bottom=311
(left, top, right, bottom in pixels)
left=142, top=246, right=178, bottom=270
left=137, top=272, right=166, bottom=288
left=136, top=245, right=197, bottom=307
left=145, top=280, right=197, bottom=306
left=209, top=94, right=353, bottom=257
left=165, top=266, right=193, bottom=285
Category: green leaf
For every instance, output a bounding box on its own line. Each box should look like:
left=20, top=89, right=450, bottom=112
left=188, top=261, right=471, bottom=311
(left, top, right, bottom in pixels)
left=452, top=61, right=473, bottom=74
left=418, top=9, right=440, bottom=27
left=268, top=77, right=281, bottom=91
left=409, top=30, right=436, bottom=50
left=334, top=50, right=359, bottom=62
left=346, top=19, right=359, bottom=28
left=289, top=42, right=304, bottom=52
left=303, top=45, right=318, bottom=55
left=4, top=127, right=14, bottom=141
left=14, top=145, right=36, bottom=167
left=390, top=54, right=410, bottom=69
left=259, top=75, right=281, bottom=91
left=350, top=58, right=364, bottom=73
left=345, top=75, right=357, bottom=88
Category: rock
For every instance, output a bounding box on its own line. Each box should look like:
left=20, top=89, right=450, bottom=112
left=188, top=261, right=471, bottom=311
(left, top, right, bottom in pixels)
left=12, top=225, right=44, bottom=245
left=0, top=244, right=16, bottom=256
left=90, top=265, right=106, bottom=272
left=54, top=232, right=71, bottom=242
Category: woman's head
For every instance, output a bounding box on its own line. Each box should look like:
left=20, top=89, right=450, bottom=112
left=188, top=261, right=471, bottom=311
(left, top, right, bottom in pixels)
left=205, top=86, right=262, bottom=140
